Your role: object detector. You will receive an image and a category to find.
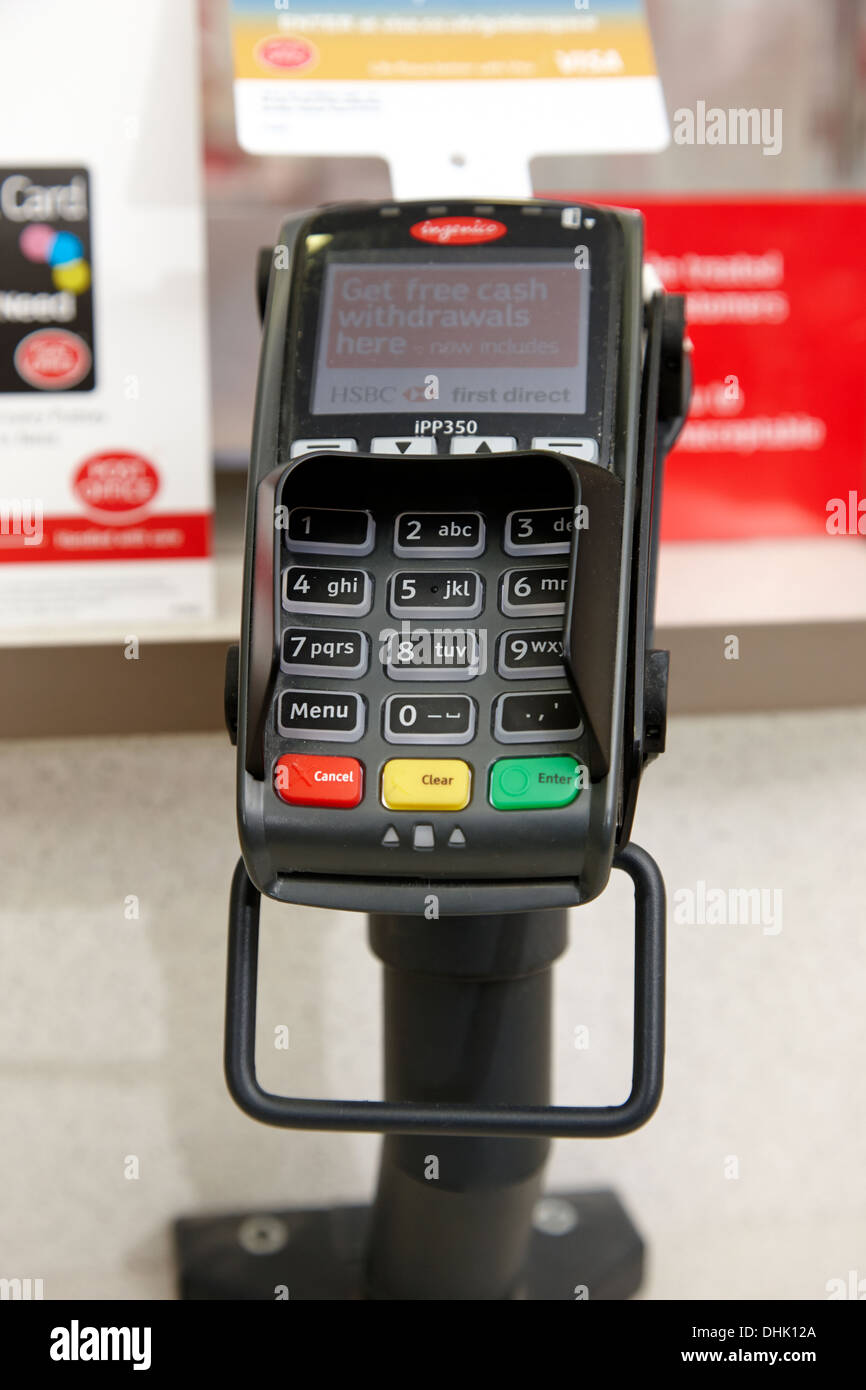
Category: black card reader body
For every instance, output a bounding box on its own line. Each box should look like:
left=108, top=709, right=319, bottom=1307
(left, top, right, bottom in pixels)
left=232, top=199, right=689, bottom=918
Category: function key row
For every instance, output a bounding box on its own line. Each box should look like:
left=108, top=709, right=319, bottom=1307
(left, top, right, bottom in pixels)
left=280, top=626, right=566, bottom=681
left=284, top=507, right=577, bottom=557
left=282, top=565, right=569, bottom=619
left=289, top=436, right=599, bottom=461
left=273, top=752, right=586, bottom=814
left=275, top=690, right=582, bottom=744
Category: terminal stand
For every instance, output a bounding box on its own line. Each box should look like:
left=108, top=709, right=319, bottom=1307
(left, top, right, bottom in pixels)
left=175, top=843, right=664, bottom=1300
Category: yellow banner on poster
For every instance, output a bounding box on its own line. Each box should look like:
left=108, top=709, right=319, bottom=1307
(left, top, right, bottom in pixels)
left=231, top=21, right=659, bottom=82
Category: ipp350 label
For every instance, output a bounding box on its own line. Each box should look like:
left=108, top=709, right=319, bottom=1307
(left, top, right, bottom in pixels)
left=0, top=166, right=95, bottom=392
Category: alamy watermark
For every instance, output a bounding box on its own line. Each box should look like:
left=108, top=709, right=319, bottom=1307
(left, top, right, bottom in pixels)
left=0, top=497, right=43, bottom=546
left=673, top=880, right=783, bottom=936
left=379, top=621, right=488, bottom=676
left=49, top=1321, right=151, bottom=1371
left=0, top=1276, right=44, bottom=1299
left=826, top=1270, right=866, bottom=1299
left=826, top=492, right=866, bottom=535
left=673, top=102, right=783, bottom=157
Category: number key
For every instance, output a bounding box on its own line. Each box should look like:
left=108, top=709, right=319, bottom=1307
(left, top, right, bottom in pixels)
left=286, top=507, right=374, bottom=555
left=505, top=507, right=575, bottom=556
left=498, top=628, right=565, bottom=679
left=384, top=694, right=476, bottom=745
left=283, top=565, right=372, bottom=616
left=383, top=627, right=481, bottom=681
left=501, top=567, right=569, bottom=617
left=395, top=511, right=485, bottom=558
left=281, top=627, right=369, bottom=678
left=389, top=570, right=483, bottom=619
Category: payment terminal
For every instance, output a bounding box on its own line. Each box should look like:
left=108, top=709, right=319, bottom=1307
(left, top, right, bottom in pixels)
left=216, top=194, right=690, bottom=1212
left=228, top=199, right=689, bottom=919
left=197, top=198, right=691, bottom=1301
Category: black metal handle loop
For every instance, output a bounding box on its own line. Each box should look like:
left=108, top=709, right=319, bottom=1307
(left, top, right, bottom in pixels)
left=225, top=843, right=665, bottom=1139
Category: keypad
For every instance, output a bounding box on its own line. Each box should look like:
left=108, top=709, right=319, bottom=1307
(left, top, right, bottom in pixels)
left=275, top=446, right=589, bottom=815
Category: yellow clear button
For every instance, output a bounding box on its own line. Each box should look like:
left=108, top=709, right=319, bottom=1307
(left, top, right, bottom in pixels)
left=382, top=758, right=471, bottom=812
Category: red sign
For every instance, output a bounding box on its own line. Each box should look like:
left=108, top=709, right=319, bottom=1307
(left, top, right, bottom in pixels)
left=73, top=452, right=159, bottom=514
left=556, top=195, right=866, bottom=540
left=14, top=328, right=91, bottom=389
left=410, top=217, right=507, bottom=246
left=0, top=513, right=210, bottom=563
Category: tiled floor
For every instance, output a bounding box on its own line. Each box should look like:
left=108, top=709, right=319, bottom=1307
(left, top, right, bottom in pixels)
left=1, top=710, right=864, bottom=1299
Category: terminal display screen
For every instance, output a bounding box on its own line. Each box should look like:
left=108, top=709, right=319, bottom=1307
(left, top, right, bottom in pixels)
left=311, top=256, right=590, bottom=415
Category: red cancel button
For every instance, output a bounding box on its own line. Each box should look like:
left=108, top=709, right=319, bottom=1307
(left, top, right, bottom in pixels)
left=275, top=754, right=363, bottom=808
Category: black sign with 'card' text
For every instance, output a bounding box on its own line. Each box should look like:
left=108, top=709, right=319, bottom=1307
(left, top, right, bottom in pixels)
left=0, top=165, right=95, bottom=393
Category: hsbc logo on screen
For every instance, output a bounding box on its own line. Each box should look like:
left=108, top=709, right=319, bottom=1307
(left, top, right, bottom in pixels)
left=410, top=217, right=507, bottom=246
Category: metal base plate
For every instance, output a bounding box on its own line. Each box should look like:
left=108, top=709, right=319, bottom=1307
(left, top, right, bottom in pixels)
left=175, top=1189, right=643, bottom=1301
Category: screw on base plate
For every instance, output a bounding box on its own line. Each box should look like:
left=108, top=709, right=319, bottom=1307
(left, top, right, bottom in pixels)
left=237, top=1215, right=289, bottom=1256
left=533, top=1196, right=580, bottom=1236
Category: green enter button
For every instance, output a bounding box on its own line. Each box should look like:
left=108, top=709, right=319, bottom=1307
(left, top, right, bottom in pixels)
left=489, top=756, right=584, bottom=811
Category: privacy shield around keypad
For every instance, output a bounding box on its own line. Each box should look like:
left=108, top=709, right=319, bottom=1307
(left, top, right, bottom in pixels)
left=255, top=450, right=595, bottom=885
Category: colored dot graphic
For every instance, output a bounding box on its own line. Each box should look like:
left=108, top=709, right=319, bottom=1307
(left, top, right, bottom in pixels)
left=19, top=223, right=90, bottom=294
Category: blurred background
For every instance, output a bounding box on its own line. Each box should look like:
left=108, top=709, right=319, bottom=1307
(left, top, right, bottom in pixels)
left=0, top=0, right=864, bottom=1300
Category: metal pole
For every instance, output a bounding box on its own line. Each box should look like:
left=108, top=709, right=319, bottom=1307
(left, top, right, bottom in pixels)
left=364, top=909, right=569, bottom=1300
